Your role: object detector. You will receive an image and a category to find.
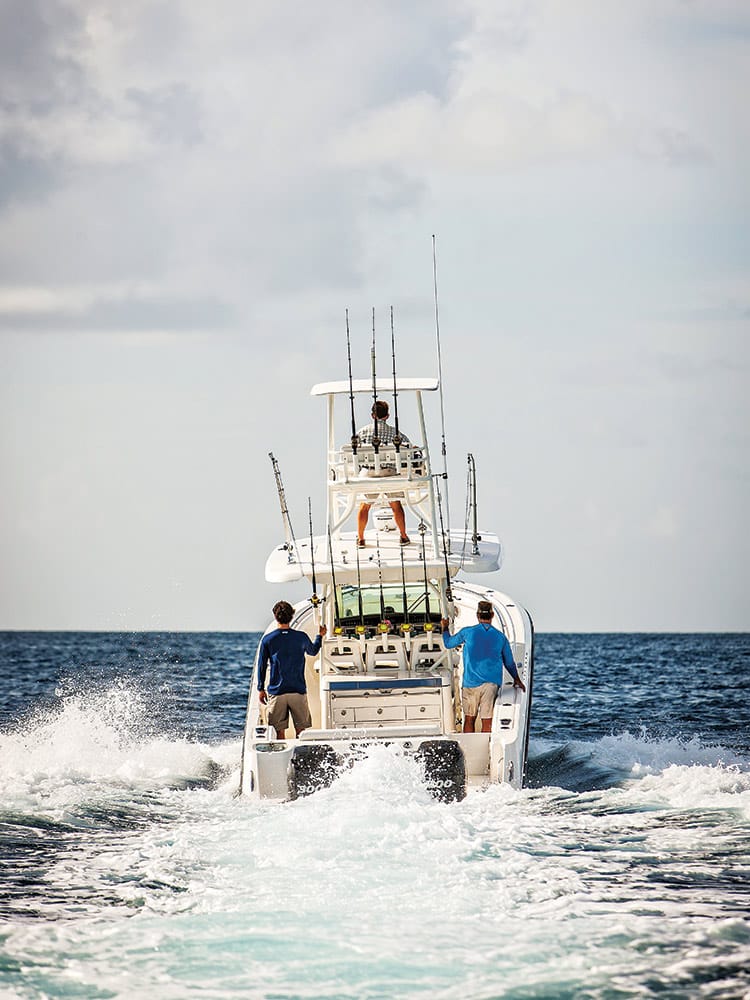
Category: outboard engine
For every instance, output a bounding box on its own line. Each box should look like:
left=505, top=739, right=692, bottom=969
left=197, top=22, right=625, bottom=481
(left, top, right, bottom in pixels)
left=289, top=744, right=342, bottom=799
left=416, top=740, right=466, bottom=803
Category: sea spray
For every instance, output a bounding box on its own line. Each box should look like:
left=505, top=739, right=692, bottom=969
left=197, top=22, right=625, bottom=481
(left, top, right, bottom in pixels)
left=1, top=631, right=748, bottom=999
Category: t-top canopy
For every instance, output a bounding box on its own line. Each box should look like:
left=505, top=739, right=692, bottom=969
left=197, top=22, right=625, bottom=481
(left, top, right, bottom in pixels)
left=311, top=378, right=439, bottom=396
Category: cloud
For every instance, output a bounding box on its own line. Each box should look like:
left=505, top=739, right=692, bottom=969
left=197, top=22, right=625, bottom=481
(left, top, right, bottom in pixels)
left=0, top=1, right=473, bottom=334
left=0, top=283, right=234, bottom=331
left=332, top=0, right=725, bottom=175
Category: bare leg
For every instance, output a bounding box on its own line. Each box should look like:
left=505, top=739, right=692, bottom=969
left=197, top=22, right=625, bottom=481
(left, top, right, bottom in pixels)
left=463, top=715, right=476, bottom=734
left=390, top=501, right=410, bottom=542
left=358, top=503, right=371, bottom=542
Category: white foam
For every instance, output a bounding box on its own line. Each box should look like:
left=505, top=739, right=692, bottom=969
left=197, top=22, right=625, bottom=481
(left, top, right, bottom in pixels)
left=0, top=682, right=233, bottom=817
left=3, top=733, right=749, bottom=999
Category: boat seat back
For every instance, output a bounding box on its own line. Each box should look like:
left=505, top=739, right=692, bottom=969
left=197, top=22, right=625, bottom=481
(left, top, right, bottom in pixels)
left=340, top=443, right=425, bottom=478
left=364, top=636, right=408, bottom=672
left=409, top=634, right=453, bottom=672
left=324, top=639, right=365, bottom=673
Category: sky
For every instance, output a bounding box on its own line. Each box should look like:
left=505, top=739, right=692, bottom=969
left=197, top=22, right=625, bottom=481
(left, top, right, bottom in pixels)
left=0, top=0, right=748, bottom=632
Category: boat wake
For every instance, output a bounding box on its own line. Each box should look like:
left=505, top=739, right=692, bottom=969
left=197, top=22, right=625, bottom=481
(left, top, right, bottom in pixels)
left=2, top=682, right=748, bottom=824
left=528, top=730, right=750, bottom=795
left=2, top=687, right=748, bottom=1000
left=0, top=681, right=236, bottom=822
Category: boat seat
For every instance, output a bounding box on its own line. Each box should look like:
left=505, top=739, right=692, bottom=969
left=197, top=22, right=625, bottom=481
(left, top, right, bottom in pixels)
left=364, top=636, right=408, bottom=672
left=409, top=634, right=452, bottom=672
left=324, top=639, right=365, bottom=673
left=340, top=443, right=425, bottom=479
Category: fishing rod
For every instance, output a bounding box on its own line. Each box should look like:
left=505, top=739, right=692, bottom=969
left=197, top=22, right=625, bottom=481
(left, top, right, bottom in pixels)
left=390, top=306, right=402, bottom=453
left=353, top=530, right=365, bottom=630
left=308, top=498, right=320, bottom=608
left=268, top=452, right=298, bottom=564
left=326, top=524, right=342, bottom=632
left=346, top=309, right=358, bottom=456
left=435, top=480, right=453, bottom=606
left=418, top=520, right=433, bottom=627
left=370, top=307, right=380, bottom=455
left=398, top=533, right=409, bottom=631
left=467, top=453, right=480, bottom=556
left=374, top=531, right=387, bottom=624
left=432, top=235, right=451, bottom=546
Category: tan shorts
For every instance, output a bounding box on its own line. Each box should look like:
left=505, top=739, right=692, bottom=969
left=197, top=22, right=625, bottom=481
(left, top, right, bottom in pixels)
left=462, top=683, right=498, bottom=720
left=267, top=692, right=312, bottom=735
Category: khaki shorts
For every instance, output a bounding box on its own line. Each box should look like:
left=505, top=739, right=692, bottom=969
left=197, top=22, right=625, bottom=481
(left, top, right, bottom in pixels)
left=462, top=682, right=498, bottom=720
left=267, top=692, right=312, bottom=735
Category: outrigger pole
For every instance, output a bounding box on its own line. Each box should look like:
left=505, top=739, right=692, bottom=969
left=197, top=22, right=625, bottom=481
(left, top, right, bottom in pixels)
left=432, top=235, right=451, bottom=547
left=268, top=452, right=298, bottom=564
left=346, top=309, right=358, bottom=456
left=308, top=498, right=320, bottom=608
left=390, top=306, right=402, bottom=453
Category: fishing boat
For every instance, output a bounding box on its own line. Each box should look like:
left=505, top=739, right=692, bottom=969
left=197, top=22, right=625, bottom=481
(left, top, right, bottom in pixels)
left=239, top=318, right=534, bottom=803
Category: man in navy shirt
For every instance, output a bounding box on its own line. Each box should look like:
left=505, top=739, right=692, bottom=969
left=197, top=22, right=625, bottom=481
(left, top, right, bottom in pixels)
left=258, top=600, right=326, bottom=738
left=441, top=600, right=525, bottom=733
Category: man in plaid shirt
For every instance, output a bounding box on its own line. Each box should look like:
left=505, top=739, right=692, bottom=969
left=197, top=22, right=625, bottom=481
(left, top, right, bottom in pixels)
left=356, top=400, right=411, bottom=547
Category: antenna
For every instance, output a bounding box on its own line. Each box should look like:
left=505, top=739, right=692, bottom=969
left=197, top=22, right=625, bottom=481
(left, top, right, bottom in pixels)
left=432, top=235, right=451, bottom=543
left=390, top=306, right=401, bottom=453
left=346, top=309, right=358, bottom=455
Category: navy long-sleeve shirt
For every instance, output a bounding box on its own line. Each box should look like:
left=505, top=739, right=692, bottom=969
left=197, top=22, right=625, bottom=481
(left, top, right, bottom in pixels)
left=257, top=627, right=322, bottom=696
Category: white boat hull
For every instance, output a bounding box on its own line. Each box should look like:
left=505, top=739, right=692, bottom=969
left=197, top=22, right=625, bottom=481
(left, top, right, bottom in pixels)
left=239, top=583, right=534, bottom=801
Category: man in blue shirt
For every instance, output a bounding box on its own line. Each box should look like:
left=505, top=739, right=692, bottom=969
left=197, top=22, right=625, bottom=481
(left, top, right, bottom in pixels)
left=258, top=600, right=326, bottom=738
left=441, top=600, right=525, bottom=733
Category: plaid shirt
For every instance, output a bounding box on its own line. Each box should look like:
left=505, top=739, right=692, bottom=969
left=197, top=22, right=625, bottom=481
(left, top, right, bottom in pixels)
left=356, top=419, right=411, bottom=447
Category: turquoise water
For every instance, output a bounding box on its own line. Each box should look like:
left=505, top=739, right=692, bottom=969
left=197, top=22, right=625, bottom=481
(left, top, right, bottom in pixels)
left=1, top=632, right=748, bottom=999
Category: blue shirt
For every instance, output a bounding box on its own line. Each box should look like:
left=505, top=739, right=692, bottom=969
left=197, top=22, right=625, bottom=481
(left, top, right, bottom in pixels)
left=257, top=628, right=322, bottom=696
left=442, top=623, right=519, bottom=689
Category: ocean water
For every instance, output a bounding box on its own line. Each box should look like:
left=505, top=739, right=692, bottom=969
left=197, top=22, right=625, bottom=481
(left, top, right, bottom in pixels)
left=0, top=631, right=748, bottom=1000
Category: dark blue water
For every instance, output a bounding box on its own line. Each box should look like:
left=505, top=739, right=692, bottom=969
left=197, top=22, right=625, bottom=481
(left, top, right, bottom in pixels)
left=1, top=631, right=748, bottom=1000
left=2, top=631, right=747, bottom=751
